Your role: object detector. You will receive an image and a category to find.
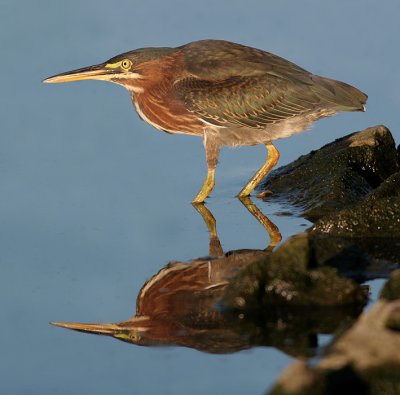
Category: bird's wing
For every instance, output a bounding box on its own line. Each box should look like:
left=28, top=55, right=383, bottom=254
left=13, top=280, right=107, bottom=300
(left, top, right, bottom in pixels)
left=173, top=74, right=321, bottom=128
left=173, top=40, right=322, bottom=128
left=180, top=40, right=313, bottom=84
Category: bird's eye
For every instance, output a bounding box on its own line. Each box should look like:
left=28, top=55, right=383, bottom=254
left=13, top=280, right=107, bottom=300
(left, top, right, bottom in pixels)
left=121, top=59, right=132, bottom=70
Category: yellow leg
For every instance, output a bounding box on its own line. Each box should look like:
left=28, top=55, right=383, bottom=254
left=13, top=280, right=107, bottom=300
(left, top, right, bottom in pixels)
left=238, top=143, right=280, bottom=197
left=192, top=168, right=216, bottom=204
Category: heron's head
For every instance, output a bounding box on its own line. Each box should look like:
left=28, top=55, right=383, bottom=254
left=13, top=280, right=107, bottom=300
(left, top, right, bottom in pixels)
left=43, top=47, right=176, bottom=93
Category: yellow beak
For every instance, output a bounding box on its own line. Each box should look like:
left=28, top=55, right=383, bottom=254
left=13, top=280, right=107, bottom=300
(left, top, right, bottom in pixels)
left=43, top=64, right=114, bottom=84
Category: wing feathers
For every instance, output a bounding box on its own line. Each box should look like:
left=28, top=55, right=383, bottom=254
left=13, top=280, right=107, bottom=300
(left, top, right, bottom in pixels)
left=172, top=40, right=366, bottom=128
left=173, top=74, right=321, bottom=128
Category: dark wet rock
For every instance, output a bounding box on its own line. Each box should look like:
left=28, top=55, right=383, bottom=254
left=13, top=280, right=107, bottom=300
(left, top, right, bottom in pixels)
left=380, top=269, right=400, bottom=301
left=258, top=124, right=400, bottom=266
left=260, top=125, right=399, bottom=221
left=221, top=233, right=367, bottom=310
left=269, top=300, right=400, bottom=395
left=313, top=171, right=400, bottom=237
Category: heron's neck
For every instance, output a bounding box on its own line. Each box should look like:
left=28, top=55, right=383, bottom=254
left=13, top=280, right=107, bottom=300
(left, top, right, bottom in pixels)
left=127, top=53, right=181, bottom=94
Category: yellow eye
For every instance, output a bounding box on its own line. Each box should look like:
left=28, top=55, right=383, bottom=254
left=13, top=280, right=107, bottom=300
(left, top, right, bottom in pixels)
left=121, top=59, right=132, bottom=70
left=114, top=331, right=141, bottom=342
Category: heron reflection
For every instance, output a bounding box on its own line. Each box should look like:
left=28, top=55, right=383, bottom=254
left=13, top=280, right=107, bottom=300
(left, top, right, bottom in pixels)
left=52, top=199, right=281, bottom=353
left=52, top=200, right=361, bottom=355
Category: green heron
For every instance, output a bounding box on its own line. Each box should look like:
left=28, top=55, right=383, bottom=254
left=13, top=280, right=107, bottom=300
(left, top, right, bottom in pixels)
left=44, top=40, right=367, bottom=203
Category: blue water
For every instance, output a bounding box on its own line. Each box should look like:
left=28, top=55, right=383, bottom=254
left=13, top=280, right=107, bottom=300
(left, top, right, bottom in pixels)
left=1, top=1, right=400, bottom=394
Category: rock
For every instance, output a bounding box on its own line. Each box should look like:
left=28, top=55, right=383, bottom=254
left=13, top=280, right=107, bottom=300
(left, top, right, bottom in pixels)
left=319, top=300, right=400, bottom=370
left=269, top=300, right=400, bottom=395
left=380, top=269, right=400, bottom=301
left=313, top=171, right=400, bottom=237
left=381, top=270, right=400, bottom=331
left=221, top=233, right=366, bottom=310
left=260, top=125, right=399, bottom=221
left=385, top=307, right=400, bottom=332
left=258, top=124, right=400, bottom=257
left=270, top=362, right=369, bottom=395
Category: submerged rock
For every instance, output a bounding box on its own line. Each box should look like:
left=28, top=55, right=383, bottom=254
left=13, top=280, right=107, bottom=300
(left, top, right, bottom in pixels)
left=260, top=125, right=399, bottom=221
left=221, top=233, right=366, bottom=310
